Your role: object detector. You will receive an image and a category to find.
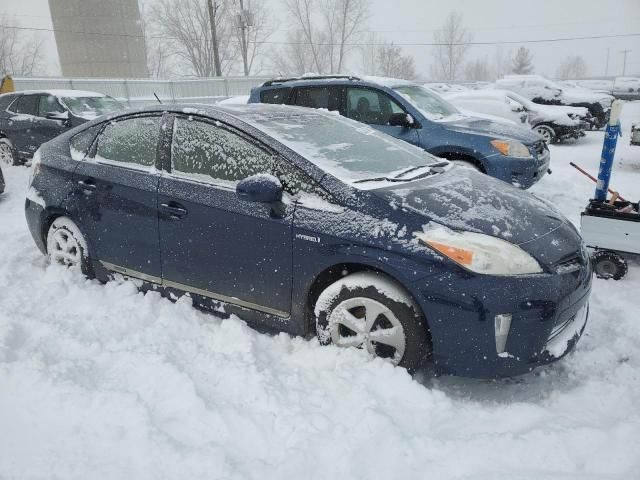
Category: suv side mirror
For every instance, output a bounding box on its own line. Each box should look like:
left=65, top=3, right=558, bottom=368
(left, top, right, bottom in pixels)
left=236, top=174, right=283, bottom=203
left=388, top=113, right=415, bottom=128
left=45, top=111, right=70, bottom=121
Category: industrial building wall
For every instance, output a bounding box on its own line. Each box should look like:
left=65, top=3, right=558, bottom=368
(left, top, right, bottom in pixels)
left=48, top=0, right=147, bottom=78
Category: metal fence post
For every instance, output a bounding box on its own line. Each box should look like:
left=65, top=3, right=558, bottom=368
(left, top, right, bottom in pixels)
left=169, top=80, right=176, bottom=104
left=123, top=79, right=131, bottom=107
left=224, top=78, right=229, bottom=97
left=594, top=100, right=624, bottom=201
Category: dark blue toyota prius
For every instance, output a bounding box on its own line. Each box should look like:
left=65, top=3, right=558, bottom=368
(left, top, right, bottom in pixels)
left=25, top=104, right=592, bottom=378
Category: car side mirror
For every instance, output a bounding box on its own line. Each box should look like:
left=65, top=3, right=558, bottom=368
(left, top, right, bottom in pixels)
left=45, top=111, right=69, bottom=121
left=388, top=113, right=415, bottom=128
left=236, top=174, right=283, bottom=203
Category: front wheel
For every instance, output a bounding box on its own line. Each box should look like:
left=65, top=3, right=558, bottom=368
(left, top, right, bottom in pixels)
left=0, top=138, right=18, bottom=166
left=314, top=272, right=430, bottom=373
left=534, top=124, right=556, bottom=144
left=46, top=217, right=94, bottom=277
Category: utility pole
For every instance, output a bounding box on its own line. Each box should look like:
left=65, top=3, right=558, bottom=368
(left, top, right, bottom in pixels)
left=620, top=49, right=631, bottom=76
left=236, top=0, right=253, bottom=76
left=605, top=48, right=610, bottom=76
left=207, top=0, right=223, bottom=77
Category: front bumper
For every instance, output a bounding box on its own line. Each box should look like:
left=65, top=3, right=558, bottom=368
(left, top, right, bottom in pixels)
left=505, top=143, right=551, bottom=189
left=414, top=256, right=592, bottom=378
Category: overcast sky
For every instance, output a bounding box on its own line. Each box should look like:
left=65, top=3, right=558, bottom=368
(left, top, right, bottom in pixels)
left=5, top=0, right=640, bottom=78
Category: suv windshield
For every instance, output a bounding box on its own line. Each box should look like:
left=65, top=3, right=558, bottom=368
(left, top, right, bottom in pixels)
left=393, top=85, right=459, bottom=120
left=61, top=96, right=123, bottom=117
left=249, top=111, right=446, bottom=187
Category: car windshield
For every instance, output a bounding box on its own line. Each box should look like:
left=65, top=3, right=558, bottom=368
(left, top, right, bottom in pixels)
left=249, top=111, right=447, bottom=188
left=62, top=96, right=123, bottom=117
left=393, top=85, right=459, bottom=119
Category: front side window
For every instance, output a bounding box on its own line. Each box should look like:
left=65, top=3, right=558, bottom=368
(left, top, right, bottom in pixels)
left=62, top=96, right=123, bottom=117
left=70, top=125, right=102, bottom=161
left=95, top=116, right=160, bottom=169
left=38, top=95, right=66, bottom=116
left=13, top=95, right=39, bottom=116
left=345, top=88, right=405, bottom=125
left=171, top=117, right=274, bottom=186
left=273, top=158, right=334, bottom=205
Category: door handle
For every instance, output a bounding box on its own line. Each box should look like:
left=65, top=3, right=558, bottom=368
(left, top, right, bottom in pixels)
left=78, top=179, right=97, bottom=192
left=160, top=202, right=188, bottom=219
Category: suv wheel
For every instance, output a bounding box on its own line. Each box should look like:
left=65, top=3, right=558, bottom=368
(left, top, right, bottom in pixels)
left=46, top=217, right=94, bottom=277
left=0, top=138, right=18, bottom=166
left=315, top=272, right=430, bottom=373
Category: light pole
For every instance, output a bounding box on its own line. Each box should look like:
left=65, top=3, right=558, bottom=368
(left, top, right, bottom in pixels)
left=620, top=49, right=631, bottom=76
left=236, top=0, right=254, bottom=76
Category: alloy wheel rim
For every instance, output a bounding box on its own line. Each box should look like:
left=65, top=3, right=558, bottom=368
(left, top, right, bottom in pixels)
left=50, top=229, right=82, bottom=267
left=328, top=297, right=406, bottom=364
left=536, top=127, right=552, bottom=143
left=0, top=143, right=12, bottom=165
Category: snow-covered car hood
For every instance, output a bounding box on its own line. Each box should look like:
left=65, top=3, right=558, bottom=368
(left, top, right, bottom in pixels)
left=440, top=115, right=541, bottom=144
left=561, top=87, right=613, bottom=106
left=376, top=168, right=569, bottom=246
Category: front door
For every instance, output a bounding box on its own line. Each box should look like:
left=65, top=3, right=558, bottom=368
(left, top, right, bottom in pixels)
left=71, top=114, right=163, bottom=280
left=344, top=87, right=421, bottom=147
left=158, top=115, right=294, bottom=317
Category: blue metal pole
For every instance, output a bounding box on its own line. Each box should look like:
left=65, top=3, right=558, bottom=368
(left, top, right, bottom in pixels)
left=595, top=100, right=623, bottom=201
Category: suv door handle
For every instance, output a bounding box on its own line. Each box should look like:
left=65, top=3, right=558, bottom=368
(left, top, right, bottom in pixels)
left=78, top=179, right=97, bottom=192
left=160, top=202, right=188, bottom=219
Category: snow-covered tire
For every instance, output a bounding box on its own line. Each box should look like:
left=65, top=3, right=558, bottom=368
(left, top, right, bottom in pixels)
left=46, top=217, right=94, bottom=278
left=314, top=272, right=430, bottom=373
left=0, top=137, right=18, bottom=166
left=535, top=124, right=556, bottom=144
left=592, top=250, right=627, bottom=280
left=450, top=159, right=481, bottom=172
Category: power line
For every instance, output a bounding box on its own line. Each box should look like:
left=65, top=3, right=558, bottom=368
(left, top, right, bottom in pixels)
left=1, top=23, right=639, bottom=46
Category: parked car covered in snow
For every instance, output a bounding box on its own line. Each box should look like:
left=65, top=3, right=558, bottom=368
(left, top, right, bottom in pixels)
left=0, top=89, right=124, bottom=165
left=445, top=89, right=590, bottom=143
left=25, top=103, right=592, bottom=378
left=250, top=75, right=550, bottom=189
left=495, top=75, right=614, bottom=129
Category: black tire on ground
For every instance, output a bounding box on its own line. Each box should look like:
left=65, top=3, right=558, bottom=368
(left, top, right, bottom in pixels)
left=535, top=124, right=556, bottom=144
left=46, top=216, right=95, bottom=278
left=314, top=272, right=431, bottom=373
left=592, top=250, right=628, bottom=280
left=0, top=137, right=19, bottom=166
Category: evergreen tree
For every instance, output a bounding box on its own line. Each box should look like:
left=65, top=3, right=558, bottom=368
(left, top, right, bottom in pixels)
left=511, top=47, right=534, bottom=75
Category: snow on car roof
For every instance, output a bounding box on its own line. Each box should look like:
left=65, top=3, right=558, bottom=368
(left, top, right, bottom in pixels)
left=362, top=75, right=416, bottom=88
left=13, top=89, right=107, bottom=98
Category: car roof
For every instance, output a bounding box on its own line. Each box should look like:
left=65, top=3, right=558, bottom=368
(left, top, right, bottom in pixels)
left=258, top=74, right=417, bottom=90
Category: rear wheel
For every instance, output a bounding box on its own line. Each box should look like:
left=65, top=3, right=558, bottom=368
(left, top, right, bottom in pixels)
left=46, top=217, right=94, bottom=277
left=314, top=272, right=430, bottom=373
left=592, top=250, right=627, bottom=280
left=0, top=138, right=18, bottom=166
left=535, top=124, right=556, bottom=144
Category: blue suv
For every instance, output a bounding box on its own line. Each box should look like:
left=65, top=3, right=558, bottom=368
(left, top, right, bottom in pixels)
left=25, top=104, right=591, bottom=378
left=249, top=75, right=551, bottom=189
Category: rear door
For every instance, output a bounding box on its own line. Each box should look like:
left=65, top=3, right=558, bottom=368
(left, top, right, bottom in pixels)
left=71, top=114, right=164, bottom=280
left=158, top=115, right=294, bottom=317
left=343, top=87, right=420, bottom=146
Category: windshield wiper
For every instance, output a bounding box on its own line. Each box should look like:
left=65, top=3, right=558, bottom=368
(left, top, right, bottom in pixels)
left=393, top=162, right=449, bottom=179
left=354, top=161, right=449, bottom=185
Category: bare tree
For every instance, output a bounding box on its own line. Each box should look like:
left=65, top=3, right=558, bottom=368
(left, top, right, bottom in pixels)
left=430, top=10, right=473, bottom=82
left=556, top=55, right=588, bottom=79
left=376, top=43, right=416, bottom=80
left=511, top=47, right=534, bottom=74
left=283, top=0, right=325, bottom=73
left=492, top=46, right=512, bottom=80
left=464, top=58, right=491, bottom=82
left=149, top=0, right=236, bottom=77
left=271, top=29, right=316, bottom=76
left=0, top=13, right=44, bottom=76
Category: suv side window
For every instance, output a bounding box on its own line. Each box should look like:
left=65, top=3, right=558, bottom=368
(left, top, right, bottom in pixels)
left=293, top=86, right=342, bottom=111
left=94, top=116, right=161, bottom=169
left=260, top=88, right=289, bottom=104
left=38, top=95, right=66, bottom=116
left=171, top=117, right=274, bottom=185
left=13, top=95, right=39, bottom=116
left=345, top=88, right=405, bottom=125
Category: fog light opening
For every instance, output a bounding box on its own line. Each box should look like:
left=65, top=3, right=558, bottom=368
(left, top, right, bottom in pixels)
left=495, top=313, right=512, bottom=354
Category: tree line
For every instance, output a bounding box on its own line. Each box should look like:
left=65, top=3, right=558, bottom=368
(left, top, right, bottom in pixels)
left=1, top=2, right=591, bottom=81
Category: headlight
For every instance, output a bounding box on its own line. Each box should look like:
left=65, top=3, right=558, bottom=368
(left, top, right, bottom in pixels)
left=490, top=139, right=532, bottom=158
left=415, top=224, right=543, bottom=276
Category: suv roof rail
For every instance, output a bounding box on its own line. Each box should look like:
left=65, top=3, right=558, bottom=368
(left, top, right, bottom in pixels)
left=262, top=75, right=362, bottom=87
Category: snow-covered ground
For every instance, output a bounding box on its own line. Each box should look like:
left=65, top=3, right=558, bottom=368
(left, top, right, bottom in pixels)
left=1, top=103, right=639, bottom=480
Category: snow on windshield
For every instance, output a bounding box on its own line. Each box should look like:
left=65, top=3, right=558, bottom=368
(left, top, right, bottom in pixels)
left=393, top=85, right=461, bottom=121
left=248, top=111, right=444, bottom=187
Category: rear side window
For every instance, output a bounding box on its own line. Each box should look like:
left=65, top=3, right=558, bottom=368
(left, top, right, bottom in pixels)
left=13, top=95, right=39, bottom=116
left=70, top=124, right=102, bottom=161
left=293, top=87, right=342, bottom=111
left=0, top=94, right=16, bottom=111
left=260, top=88, right=289, bottom=104
left=94, top=116, right=160, bottom=169
left=171, top=117, right=273, bottom=186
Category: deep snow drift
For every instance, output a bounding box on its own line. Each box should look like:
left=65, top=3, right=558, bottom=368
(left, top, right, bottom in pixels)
left=1, top=103, right=640, bottom=480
